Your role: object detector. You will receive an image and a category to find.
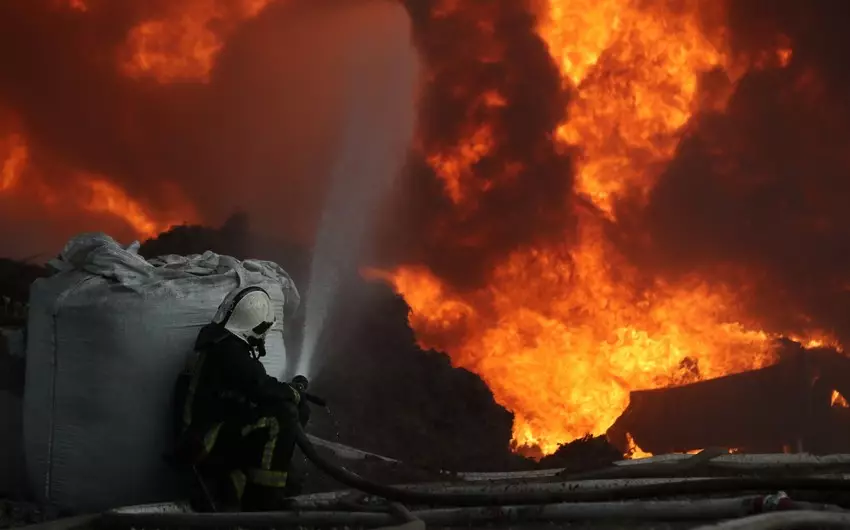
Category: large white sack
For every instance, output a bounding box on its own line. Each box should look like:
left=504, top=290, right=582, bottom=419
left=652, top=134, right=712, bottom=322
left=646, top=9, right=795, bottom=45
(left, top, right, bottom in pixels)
left=23, top=233, right=300, bottom=512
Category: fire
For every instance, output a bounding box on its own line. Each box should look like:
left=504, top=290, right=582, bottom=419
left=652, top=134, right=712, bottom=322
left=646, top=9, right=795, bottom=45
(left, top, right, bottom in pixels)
left=0, top=133, right=193, bottom=240
left=121, top=0, right=272, bottom=83
left=625, top=433, right=652, bottom=459
left=81, top=177, right=190, bottom=240
left=378, top=0, right=827, bottom=455
left=0, top=134, right=27, bottom=192
left=539, top=0, right=739, bottom=217
left=777, top=48, right=793, bottom=68
left=382, top=219, right=793, bottom=454
left=831, top=390, right=849, bottom=408
left=426, top=91, right=507, bottom=205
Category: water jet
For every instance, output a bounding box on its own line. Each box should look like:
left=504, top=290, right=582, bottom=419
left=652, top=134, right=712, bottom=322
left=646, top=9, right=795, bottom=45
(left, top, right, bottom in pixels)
left=294, top=1, right=418, bottom=380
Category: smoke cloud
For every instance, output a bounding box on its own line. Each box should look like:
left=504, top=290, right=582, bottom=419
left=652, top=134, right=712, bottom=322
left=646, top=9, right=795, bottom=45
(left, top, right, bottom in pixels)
left=378, top=0, right=576, bottom=289
left=3, top=0, right=850, bottom=350
left=0, top=0, right=414, bottom=256
left=630, top=0, right=850, bottom=342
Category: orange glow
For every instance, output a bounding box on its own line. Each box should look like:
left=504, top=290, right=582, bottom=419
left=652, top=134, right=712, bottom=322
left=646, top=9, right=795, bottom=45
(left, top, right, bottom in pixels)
left=0, top=132, right=195, bottom=240
left=426, top=91, right=507, bottom=205
left=81, top=176, right=191, bottom=239
left=831, top=390, right=849, bottom=408
left=625, top=433, right=652, bottom=459
left=377, top=217, right=827, bottom=453
left=121, top=0, right=272, bottom=83
left=374, top=0, right=833, bottom=456
left=0, top=134, right=28, bottom=192
left=68, top=0, right=87, bottom=12
left=538, top=0, right=733, bottom=216
left=777, top=48, right=793, bottom=68
left=427, top=124, right=495, bottom=205
left=51, top=0, right=88, bottom=11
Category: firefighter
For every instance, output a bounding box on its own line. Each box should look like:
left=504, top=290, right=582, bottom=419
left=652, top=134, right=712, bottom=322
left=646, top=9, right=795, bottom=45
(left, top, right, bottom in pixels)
left=172, top=286, right=305, bottom=511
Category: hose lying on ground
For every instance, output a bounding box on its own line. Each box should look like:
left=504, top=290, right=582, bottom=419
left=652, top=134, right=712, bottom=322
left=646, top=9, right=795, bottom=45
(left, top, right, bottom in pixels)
left=98, top=497, right=847, bottom=529
left=291, top=423, right=850, bottom=507
left=690, top=510, right=850, bottom=530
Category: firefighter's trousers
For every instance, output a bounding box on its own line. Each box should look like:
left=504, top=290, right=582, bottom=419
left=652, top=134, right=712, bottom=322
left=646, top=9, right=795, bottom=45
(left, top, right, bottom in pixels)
left=187, top=410, right=298, bottom=510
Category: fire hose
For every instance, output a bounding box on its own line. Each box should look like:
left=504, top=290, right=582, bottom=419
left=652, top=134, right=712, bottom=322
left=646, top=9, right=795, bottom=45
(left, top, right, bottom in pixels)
left=293, top=423, right=850, bottom=507
left=290, top=379, right=850, bottom=507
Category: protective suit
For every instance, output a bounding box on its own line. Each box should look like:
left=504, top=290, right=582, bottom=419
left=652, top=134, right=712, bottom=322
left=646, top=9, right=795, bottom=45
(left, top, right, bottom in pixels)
left=172, top=286, right=305, bottom=511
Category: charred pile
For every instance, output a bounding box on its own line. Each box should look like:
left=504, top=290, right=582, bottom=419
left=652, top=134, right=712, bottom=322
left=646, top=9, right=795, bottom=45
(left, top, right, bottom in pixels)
left=303, top=277, right=534, bottom=473
left=140, top=214, right=311, bottom=287
left=538, top=435, right=624, bottom=474
left=144, top=220, right=532, bottom=473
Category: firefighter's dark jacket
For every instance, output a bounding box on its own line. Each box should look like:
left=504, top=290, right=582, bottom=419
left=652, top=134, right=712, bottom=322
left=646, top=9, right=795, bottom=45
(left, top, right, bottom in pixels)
left=174, top=323, right=300, bottom=436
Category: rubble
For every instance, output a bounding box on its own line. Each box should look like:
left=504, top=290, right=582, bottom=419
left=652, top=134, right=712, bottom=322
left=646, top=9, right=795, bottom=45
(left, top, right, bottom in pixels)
left=540, top=436, right=625, bottom=474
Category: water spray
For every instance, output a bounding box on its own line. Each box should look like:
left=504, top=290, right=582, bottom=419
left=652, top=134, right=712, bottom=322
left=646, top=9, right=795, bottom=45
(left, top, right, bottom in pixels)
left=295, top=10, right=419, bottom=379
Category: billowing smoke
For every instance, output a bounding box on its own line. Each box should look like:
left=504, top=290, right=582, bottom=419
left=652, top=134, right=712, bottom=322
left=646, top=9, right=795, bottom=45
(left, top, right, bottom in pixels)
left=0, top=0, right=414, bottom=257
left=394, top=0, right=850, bottom=347
left=381, top=0, right=576, bottom=289
left=629, top=1, right=850, bottom=343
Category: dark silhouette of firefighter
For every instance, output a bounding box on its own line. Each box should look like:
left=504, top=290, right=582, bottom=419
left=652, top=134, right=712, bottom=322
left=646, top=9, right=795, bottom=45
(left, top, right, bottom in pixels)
left=172, top=286, right=306, bottom=511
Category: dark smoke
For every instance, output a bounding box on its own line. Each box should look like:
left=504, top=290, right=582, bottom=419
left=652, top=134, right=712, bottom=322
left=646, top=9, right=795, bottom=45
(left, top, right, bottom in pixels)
left=6, top=0, right=849, bottom=352
left=625, top=1, right=850, bottom=343
left=0, top=0, right=411, bottom=256
left=379, top=0, right=576, bottom=289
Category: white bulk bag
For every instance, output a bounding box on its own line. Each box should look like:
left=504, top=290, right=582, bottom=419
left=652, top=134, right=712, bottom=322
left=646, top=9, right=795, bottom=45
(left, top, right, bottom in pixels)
left=23, top=233, right=300, bottom=512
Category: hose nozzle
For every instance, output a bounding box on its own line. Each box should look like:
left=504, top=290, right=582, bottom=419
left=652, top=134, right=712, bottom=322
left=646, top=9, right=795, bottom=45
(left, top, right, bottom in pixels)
left=291, top=375, right=309, bottom=393
left=291, top=375, right=326, bottom=406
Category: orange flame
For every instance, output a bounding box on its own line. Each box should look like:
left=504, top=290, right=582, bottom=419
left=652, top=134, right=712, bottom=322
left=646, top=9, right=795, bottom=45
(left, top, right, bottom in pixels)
left=539, top=0, right=735, bottom=217
left=625, top=432, right=652, bottom=459
left=0, top=132, right=195, bottom=241
left=121, top=0, right=272, bottom=83
left=0, top=134, right=27, bottom=192
left=379, top=218, right=808, bottom=454
left=81, top=176, right=190, bottom=239
left=378, top=0, right=830, bottom=455
left=831, top=390, right=849, bottom=408
left=426, top=91, right=507, bottom=205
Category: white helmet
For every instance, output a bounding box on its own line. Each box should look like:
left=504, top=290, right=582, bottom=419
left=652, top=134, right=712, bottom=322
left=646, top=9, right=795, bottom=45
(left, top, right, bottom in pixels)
left=213, top=286, right=276, bottom=349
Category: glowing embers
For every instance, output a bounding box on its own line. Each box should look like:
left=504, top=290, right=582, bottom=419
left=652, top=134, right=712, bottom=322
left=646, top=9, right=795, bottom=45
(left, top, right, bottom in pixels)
left=831, top=390, right=849, bottom=408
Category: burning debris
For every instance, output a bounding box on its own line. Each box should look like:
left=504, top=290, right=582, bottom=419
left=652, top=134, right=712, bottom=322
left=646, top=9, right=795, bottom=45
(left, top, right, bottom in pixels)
left=538, top=435, right=625, bottom=474
left=1, top=0, right=850, bottom=470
